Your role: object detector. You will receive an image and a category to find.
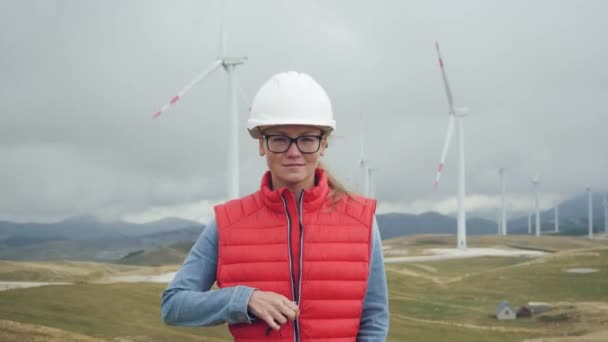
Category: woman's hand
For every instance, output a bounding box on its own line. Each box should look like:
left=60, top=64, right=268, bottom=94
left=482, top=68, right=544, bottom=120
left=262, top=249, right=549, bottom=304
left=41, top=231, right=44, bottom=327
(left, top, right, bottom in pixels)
left=247, top=290, right=300, bottom=330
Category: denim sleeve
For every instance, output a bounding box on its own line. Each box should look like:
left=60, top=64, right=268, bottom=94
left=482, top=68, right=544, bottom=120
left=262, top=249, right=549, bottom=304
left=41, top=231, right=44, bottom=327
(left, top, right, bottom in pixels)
left=357, top=216, right=390, bottom=341
left=160, top=218, right=257, bottom=326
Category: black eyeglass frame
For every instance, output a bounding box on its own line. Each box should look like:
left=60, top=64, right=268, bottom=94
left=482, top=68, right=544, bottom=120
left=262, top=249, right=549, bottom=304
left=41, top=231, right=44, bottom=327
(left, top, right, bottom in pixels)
left=262, top=134, right=325, bottom=154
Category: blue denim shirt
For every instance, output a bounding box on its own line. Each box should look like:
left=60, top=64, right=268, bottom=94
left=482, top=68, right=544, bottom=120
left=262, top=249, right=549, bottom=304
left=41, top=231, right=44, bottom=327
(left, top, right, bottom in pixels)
left=161, top=216, right=389, bottom=340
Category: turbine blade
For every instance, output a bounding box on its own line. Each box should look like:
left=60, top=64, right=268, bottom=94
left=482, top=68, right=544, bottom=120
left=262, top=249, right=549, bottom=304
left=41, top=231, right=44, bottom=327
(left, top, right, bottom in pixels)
left=435, top=41, right=455, bottom=114
left=152, top=59, right=223, bottom=118
left=434, top=114, right=455, bottom=189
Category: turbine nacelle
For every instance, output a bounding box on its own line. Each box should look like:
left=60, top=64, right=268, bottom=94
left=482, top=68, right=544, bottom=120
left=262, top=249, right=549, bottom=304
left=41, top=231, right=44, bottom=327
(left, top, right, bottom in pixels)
left=452, top=106, right=470, bottom=117
left=531, top=175, right=540, bottom=185
left=222, top=56, right=247, bottom=68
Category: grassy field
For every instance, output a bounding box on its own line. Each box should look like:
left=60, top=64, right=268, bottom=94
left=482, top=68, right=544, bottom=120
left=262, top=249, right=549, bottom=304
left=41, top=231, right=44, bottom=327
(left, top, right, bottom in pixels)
left=0, top=283, right=230, bottom=341
left=1, top=235, right=607, bottom=341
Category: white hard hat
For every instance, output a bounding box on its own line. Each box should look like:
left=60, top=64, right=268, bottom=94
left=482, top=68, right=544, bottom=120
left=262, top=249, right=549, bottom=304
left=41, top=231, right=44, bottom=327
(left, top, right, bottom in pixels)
left=247, top=71, right=336, bottom=138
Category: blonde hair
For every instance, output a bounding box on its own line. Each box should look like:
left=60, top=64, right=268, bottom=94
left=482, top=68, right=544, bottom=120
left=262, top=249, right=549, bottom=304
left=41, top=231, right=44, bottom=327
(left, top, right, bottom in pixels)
left=318, top=161, right=352, bottom=202
left=318, top=132, right=356, bottom=202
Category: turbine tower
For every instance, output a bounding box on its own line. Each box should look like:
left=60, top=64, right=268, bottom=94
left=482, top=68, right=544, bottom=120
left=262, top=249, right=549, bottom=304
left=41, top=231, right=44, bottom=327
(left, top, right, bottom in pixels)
left=587, top=186, right=593, bottom=239
left=151, top=9, right=246, bottom=200
left=368, top=167, right=377, bottom=198
left=531, top=176, right=540, bottom=236
left=496, top=208, right=501, bottom=235
left=603, top=193, right=608, bottom=234
left=359, top=113, right=370, bottom=196
left=499, top=168, right=507, bottom=235
left=433, top=42, right=469, bottom=249
left=554, top=204, right=559, bottom=233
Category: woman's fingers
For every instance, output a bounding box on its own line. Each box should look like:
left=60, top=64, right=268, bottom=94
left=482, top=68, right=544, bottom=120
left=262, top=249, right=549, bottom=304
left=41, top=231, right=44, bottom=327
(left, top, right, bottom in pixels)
left=247, top=290, right=300, bottom=329
left=261, top=311, right=282, bottom=330
left=279, top=301, right=299, bottom=320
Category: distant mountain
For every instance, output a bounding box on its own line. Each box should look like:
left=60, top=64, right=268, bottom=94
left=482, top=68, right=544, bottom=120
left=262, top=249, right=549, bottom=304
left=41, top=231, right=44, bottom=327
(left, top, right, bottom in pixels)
left=505, top=191, right=607, bottom=235
left=117, top=241, right=195, bottom=266
left=0, top=215, right=200, bottom=242
left=1, top=191, right=605, bottom=262
left=0, top=216, right=204, bottom=261
left=376, top=212, right=497, bottom=240
left=377, top=191, right=608, bottom=239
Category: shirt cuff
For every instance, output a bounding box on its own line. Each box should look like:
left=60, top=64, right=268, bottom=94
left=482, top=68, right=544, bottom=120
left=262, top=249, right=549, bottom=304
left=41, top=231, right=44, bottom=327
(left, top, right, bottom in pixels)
left=229, top=286, right=257, bottom=324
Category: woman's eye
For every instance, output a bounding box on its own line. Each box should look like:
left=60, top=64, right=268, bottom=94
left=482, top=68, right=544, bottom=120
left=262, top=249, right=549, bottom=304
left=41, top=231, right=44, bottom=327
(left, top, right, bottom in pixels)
left=300, top=137, right=315, bottom=143
left=272, top=136, right=289, bottom=143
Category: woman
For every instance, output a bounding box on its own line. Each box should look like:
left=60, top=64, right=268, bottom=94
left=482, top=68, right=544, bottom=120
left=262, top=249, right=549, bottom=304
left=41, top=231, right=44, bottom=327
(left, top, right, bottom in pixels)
left=161, top=71, right=389, bottom=341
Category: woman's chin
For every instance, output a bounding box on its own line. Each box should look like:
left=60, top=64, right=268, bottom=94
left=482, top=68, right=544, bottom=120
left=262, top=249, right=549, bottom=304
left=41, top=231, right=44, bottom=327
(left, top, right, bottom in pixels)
left=277, top=173, right=308, bottom=186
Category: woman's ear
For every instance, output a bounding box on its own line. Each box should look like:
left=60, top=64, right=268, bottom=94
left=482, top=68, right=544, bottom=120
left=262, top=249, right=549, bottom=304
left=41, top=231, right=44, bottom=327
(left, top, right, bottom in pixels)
left=319, top=137, right=328, bottom=156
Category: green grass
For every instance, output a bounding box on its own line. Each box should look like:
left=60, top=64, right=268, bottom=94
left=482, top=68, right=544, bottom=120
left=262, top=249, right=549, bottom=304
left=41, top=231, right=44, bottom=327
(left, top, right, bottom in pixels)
left=384, top=246, right=608, bottom=341
left=387, top=318, right=536, bottom=342
left=0, top=283, right=231, bottom=341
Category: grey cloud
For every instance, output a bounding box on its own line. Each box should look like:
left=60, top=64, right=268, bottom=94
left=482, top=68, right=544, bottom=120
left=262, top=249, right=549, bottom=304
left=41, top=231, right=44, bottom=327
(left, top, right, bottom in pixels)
left=1, top=0, right=607, bottom=222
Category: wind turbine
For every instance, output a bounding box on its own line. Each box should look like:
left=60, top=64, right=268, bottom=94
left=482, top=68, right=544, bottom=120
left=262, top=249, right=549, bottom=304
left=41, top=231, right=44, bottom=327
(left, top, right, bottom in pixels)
left=358, top=113, right=370, bottom=196
left=433, top=42, right=469, bottom=249
left=499, top=168, right=507, bottom=235
left=531, top=176, right=541, bottom=237
left=554, top=204, right=559, bottom=233
left=368, top=167, right=377, bottom=198
left=496, top=208, right=501, bottom=235
left=603, top=193, right=608, bottom=234
left=150, top=9, right=246, bottom=200
left=587, top=186, right=593, bottom=239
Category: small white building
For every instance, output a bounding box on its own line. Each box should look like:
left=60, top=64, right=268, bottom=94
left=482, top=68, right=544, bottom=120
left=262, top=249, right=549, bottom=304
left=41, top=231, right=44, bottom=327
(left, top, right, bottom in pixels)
left=496, top=300, right=516, bottom=320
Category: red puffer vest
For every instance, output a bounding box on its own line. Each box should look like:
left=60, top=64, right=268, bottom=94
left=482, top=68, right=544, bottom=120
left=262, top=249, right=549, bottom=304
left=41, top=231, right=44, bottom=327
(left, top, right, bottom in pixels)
left=214, top=168, right=376, bottom=342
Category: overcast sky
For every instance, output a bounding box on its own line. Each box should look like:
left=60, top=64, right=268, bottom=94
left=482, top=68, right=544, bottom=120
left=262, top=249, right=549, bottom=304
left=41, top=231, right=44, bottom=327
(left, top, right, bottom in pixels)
left=1, top=0, right=607, bottom=223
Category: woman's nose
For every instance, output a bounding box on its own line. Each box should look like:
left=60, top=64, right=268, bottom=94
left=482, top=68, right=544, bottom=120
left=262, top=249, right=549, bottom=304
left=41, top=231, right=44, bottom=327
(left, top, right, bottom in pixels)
left=286, top=141, right=302, bottom=157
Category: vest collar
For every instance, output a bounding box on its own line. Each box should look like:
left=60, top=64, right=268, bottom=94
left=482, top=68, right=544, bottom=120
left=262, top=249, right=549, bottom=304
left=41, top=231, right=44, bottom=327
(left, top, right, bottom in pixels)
left=259, top=168, right=330, bottom=213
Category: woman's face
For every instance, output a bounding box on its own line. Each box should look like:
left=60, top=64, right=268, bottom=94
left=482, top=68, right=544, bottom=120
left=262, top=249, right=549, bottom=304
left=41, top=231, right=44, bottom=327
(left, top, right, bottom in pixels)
left=258, top=125, right=328, bottom=190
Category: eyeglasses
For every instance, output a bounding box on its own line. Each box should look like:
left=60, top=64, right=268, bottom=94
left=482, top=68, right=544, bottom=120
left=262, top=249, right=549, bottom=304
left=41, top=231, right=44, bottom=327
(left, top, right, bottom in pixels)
left=263, top=134, right=324, bottom=154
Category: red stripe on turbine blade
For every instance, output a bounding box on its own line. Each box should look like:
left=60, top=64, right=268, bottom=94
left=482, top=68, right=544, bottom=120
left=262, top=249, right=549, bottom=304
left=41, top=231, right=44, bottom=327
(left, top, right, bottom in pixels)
left=439, top=58, right=444, bottom=68
left=433, top=181, right=439, bottom=190
left=438, top=163, right=444, bottom=172
left=170, top=95, right=180, bottom=105
left=152, top=111, right=161, bottom=118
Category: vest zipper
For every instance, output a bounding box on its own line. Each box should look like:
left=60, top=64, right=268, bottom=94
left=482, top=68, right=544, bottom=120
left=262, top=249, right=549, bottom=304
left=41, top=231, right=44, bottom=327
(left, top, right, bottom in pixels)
left=295, top=190, right=305, bottom=342
left=280, top=195, right=299, bottom=342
